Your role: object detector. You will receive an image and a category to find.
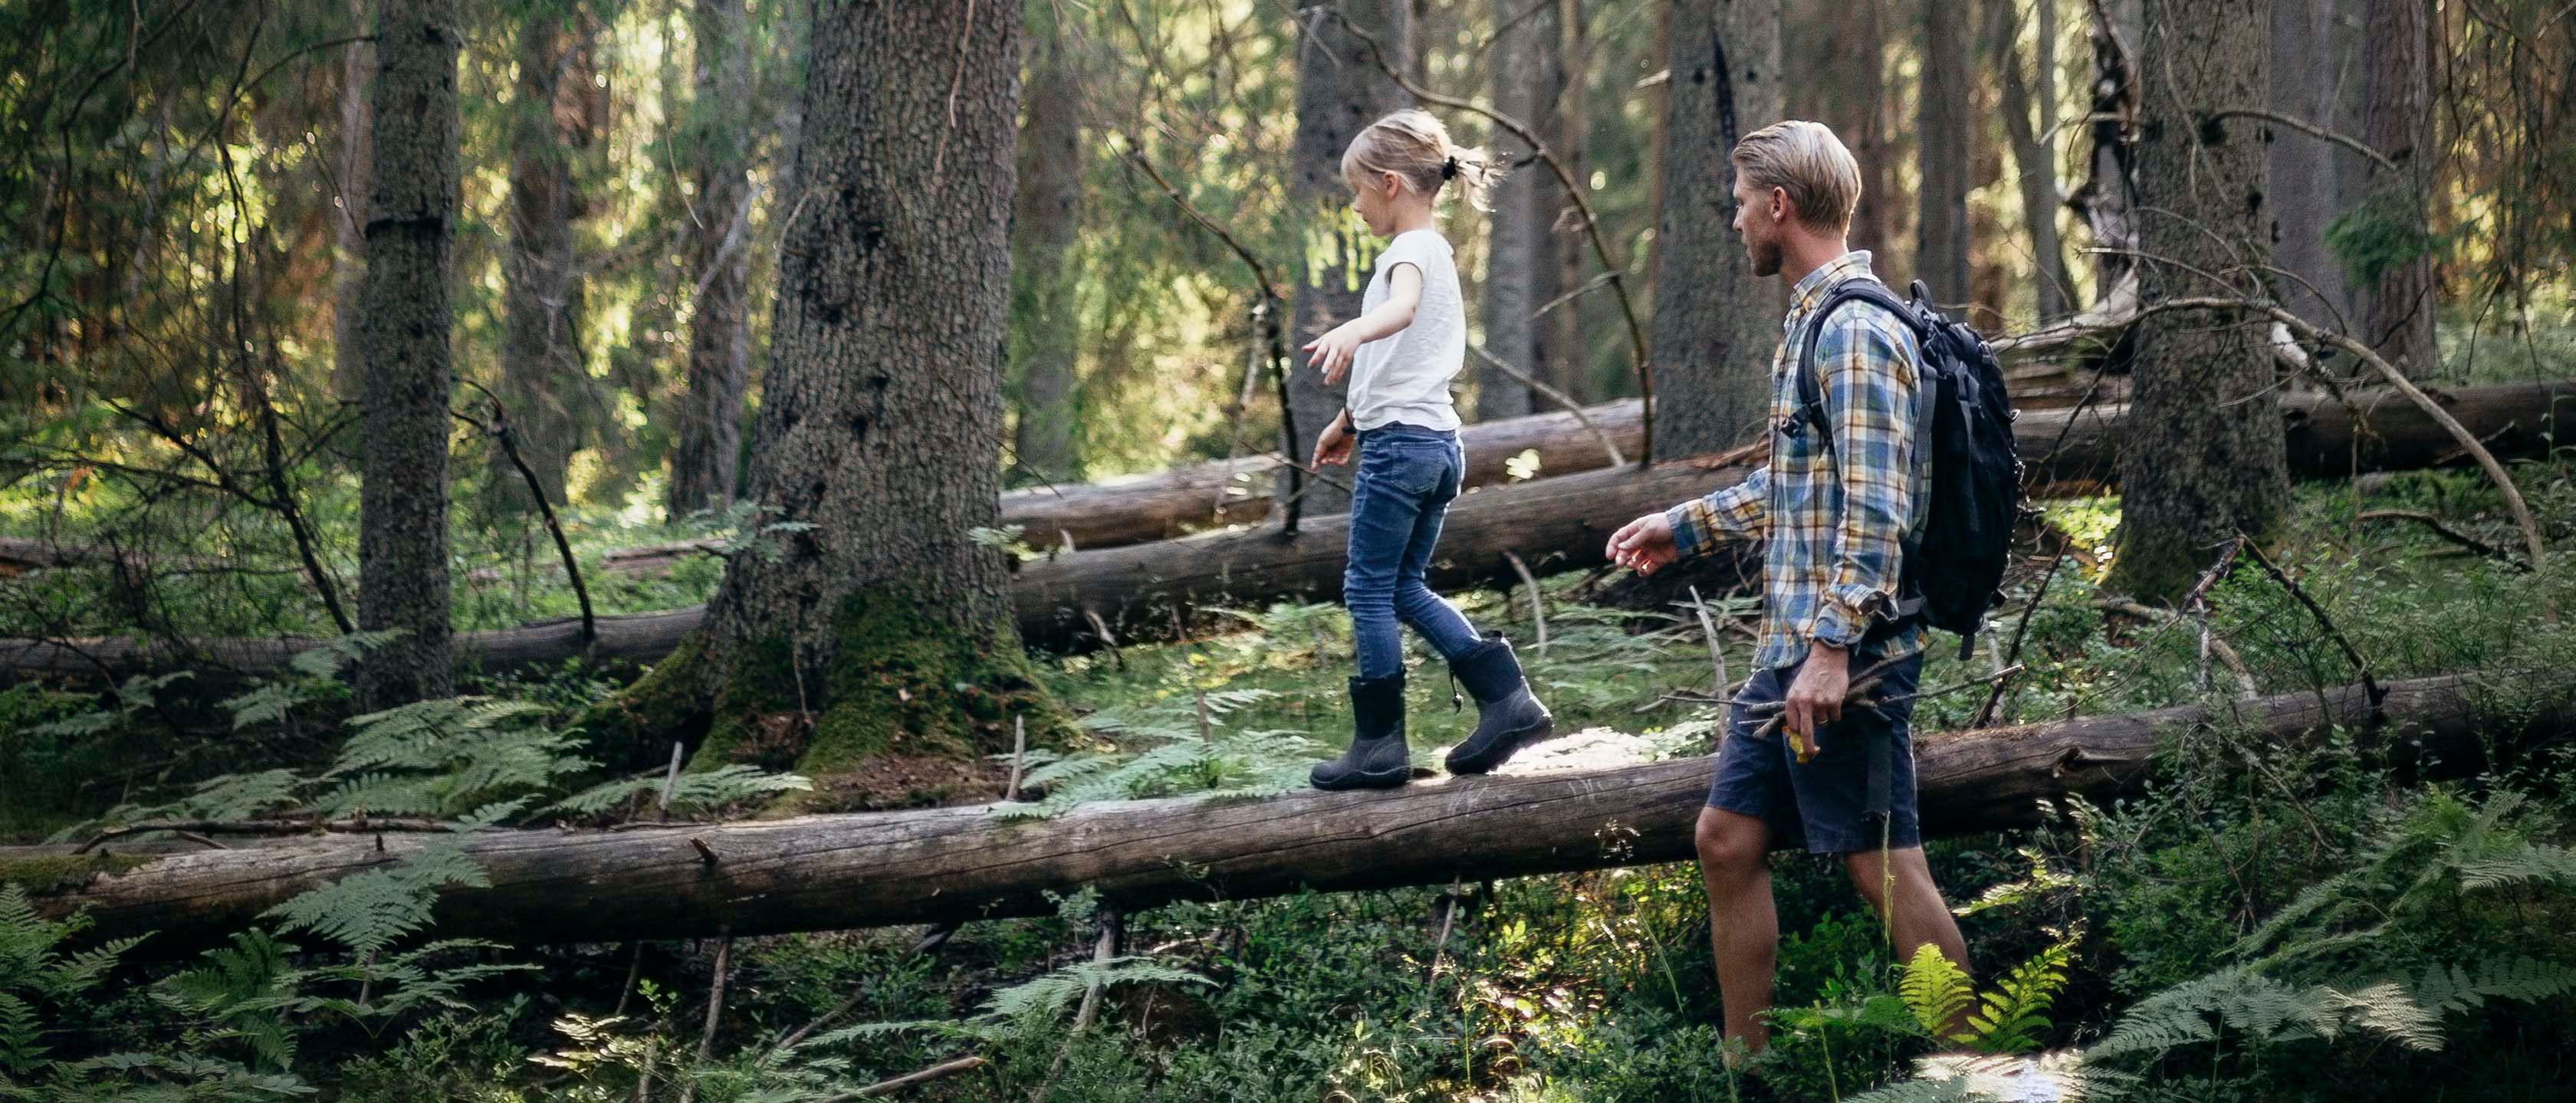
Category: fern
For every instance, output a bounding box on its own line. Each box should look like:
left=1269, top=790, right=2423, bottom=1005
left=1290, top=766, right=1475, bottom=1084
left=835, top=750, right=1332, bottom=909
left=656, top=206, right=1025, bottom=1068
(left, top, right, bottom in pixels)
left=547, top=763, right=815, bottom=819
left=2410, top=955, right=2576, bottom=1015
left=1963, top=940, right=2072, bottom=1053
left=1901, top=943, right=1975, bottom=1042
left=0, top=884, right=151, bottom=1084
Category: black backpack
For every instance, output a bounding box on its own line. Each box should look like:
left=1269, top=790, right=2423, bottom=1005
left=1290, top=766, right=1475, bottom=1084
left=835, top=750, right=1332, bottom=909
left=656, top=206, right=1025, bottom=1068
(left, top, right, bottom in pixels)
left=1795, top=277, right=2021, bottom=661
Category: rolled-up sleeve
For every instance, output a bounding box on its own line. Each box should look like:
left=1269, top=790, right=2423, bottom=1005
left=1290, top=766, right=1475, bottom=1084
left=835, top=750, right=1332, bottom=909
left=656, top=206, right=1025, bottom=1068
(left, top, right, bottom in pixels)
left=1806, top=317, right=1918, bottom=648
left=1666, top=467, right=1769, bottom=559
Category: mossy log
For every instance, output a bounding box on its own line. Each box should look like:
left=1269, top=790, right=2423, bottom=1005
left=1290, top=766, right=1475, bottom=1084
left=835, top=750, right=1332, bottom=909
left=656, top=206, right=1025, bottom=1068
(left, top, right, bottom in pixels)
left=8, top=673, right=2538, bottom=950
left=7, top=382, right=2571, bottom=684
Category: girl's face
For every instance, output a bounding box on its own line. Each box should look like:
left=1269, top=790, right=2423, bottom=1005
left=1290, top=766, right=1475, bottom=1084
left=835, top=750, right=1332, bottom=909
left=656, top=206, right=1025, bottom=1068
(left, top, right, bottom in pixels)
left=1346, top=168, right=1405, bottom=237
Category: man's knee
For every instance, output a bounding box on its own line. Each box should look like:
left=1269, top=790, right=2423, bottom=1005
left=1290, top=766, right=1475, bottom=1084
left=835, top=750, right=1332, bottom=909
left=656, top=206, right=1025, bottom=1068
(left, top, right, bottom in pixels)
left=1695, top=809, right=1768, bottom=878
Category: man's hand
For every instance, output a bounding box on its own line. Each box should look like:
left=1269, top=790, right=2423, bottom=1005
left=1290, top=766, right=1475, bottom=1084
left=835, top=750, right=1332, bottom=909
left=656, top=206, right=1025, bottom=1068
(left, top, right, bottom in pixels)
left=1303, top=320, right=1368, bottom=384
left=1783, top=642, right=1850, bottom=762
left=1312, top=414, right=1354, bottom=468
left=1606, top=512, right=1681, bottom=575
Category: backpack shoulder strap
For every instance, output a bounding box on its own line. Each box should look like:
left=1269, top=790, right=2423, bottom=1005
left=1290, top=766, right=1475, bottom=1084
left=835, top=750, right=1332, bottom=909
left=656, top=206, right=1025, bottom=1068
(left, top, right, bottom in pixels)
left=1795, top=279, right=1923, bottom=443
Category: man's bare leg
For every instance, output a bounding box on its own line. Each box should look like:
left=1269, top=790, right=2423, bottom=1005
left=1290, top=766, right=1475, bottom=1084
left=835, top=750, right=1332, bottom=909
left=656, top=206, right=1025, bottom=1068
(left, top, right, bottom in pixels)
left=1844, top=845, right=1971, bottom=1025
left=1696, top=806, right=1781, bottom=1055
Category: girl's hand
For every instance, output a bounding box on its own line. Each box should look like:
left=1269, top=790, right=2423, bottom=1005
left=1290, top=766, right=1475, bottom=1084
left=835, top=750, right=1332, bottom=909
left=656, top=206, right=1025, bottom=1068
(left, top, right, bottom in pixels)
left=1303, top=320, right=1367, bottom=384
left=1313, top=415, right=1354, bottom=468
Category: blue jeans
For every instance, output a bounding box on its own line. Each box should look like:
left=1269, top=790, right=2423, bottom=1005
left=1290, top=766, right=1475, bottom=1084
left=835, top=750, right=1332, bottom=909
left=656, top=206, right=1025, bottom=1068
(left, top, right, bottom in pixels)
left=1344, top=423, right=1486, bottom=680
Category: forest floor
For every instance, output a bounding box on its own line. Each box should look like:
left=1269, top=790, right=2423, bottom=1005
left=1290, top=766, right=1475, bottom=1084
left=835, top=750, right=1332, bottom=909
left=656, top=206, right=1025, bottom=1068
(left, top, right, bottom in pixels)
left=8, top=451, right=2576, bottom=1101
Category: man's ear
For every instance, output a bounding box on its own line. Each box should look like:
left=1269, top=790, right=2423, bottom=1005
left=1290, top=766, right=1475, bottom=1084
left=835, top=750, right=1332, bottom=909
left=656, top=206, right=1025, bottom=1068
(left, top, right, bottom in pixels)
left=1769, top=185, right=1794, bottom=226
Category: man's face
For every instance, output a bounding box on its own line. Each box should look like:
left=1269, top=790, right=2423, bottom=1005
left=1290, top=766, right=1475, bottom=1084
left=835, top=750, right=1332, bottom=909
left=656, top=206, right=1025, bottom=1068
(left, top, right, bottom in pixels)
left=1732, top=176, right=1784, bottom=277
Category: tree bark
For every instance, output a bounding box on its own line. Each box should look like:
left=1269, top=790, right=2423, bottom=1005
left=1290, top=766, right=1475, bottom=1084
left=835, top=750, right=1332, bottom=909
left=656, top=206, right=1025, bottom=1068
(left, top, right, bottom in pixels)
left=328, top=0, right=374, bottom=403
left=2071, top=0, right=2144, bottom=300
left=665, top=0, right=755, bottom=518
left=1649, top=0, right=1785, bottom=458
left=1917, top=0, right=1973, bottom=302
left=2356, top=0, right=2436, bottom=377
left=1995, top=0, right=2075, bottom=321
left=22, top=380, right=2568, bottom=682
left=1479, top=0, right=1563, bottom=422
left=2106, top=0, right=2287, bottom=603
left=2265, top=0, right=2358, bottom=336
left=491, top=6, right=597, bottom=515
left=14, top=673, right=2521, bottom=950
left=1793, top=0, right=1891, bottom=261
left=1284, top=0, right=1411, bottom=516
left=1550, top=0, right=1592, bottom=402
left=354, top=0, right=462, bottom=710
left=1007, top=6, right=1085, bottom=481
left=588, top=0, right=1076, bottom=786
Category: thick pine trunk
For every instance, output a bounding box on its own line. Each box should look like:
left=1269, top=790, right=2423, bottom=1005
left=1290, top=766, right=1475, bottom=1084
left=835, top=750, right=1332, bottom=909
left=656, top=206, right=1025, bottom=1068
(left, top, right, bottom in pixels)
left=1007, top=10, right=1085, bottom=481
left=1283, top=0, right=1410, bottom=517
left=590, top=0, right=1074, bottom=793
left=1649, top=0, right=1784, bottom=458
left=15, top=675, right=2518, bottom=950
left=491, top=9, right=595, bottom=514
left=665, top=0, right=755, bottom=518
left=2108, top=0, right=2287, bottom=602
left=354, top=0, right=462, bottom=710
left=1478, top=0, right=1563, bottom=422
left=2357, top=0, right=2436, bottom=377
left=2265, top=0, right=2358, bottom=336
left=1995, top=0, right=2075, bottom=321
left=1917, top=0, right=1973, bottom=301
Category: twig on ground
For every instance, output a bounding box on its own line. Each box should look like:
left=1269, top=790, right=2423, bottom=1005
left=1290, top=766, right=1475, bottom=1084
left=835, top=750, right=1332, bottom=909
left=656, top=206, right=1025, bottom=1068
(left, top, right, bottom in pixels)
left=2358, top=509, right=2529, bottom=570
left=1504, top=550, right=1547, bottom=655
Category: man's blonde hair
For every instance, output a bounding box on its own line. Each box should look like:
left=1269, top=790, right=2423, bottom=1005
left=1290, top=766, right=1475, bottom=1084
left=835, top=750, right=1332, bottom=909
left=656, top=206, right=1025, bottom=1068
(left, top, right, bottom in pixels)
left=1730, top=120, right=1861, bottom=234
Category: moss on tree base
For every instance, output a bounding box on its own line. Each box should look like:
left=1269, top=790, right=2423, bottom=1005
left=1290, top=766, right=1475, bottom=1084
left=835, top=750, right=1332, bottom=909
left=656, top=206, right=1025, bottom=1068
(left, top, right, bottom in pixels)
left=1, top=851, right=153, bottom=897
left=583, top=586, right=1078, bottom=812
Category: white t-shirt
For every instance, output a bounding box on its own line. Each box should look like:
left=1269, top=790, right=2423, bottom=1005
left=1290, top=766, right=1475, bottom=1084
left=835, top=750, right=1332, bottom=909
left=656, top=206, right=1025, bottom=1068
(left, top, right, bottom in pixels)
left=1347, top=229, right=1464, bottom=432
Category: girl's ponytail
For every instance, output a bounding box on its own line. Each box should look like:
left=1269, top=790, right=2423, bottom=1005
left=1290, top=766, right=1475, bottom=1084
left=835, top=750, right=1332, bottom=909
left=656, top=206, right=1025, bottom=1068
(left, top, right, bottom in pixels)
left=1342, top=110, right=1508, bottom=212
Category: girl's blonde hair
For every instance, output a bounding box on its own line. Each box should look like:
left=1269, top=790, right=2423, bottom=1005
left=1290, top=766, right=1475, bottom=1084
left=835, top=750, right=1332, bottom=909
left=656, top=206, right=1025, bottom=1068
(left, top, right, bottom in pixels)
left=1341, top=110, right=1505, bottom=212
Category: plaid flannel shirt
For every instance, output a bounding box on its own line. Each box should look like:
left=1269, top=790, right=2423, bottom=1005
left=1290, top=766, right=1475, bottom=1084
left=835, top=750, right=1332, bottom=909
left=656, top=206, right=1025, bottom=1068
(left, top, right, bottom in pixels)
left=1664, top=251, right=1926, bottom=671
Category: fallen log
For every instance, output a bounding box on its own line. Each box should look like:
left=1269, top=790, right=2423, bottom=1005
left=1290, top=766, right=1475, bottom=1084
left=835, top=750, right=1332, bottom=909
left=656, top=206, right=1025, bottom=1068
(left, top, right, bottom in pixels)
left=5, top=673, right=2528, bottom=949
left=7, top=382, right=2568, bottom=681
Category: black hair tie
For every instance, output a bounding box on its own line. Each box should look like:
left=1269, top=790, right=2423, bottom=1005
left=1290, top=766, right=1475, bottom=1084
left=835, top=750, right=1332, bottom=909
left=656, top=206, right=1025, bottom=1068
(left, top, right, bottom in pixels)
left=1440, top=156, right=1459, bottom=181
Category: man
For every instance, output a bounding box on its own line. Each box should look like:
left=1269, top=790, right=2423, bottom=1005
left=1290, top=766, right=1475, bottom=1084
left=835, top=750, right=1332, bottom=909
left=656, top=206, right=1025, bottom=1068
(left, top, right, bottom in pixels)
left=1605, top=120, right=1970, bottom=1057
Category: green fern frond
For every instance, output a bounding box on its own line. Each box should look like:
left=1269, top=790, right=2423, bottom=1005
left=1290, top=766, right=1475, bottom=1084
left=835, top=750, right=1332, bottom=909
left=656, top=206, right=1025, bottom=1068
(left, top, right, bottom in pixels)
left=2412, top=956, right=2576, bottom=1015
left=1901, top=943, right=1975, bottom=1042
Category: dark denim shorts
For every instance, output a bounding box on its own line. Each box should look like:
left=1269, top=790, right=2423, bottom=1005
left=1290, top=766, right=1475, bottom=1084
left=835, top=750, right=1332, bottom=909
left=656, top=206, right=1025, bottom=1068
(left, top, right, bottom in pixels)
left=1706, top=649, right=1926, bottom=854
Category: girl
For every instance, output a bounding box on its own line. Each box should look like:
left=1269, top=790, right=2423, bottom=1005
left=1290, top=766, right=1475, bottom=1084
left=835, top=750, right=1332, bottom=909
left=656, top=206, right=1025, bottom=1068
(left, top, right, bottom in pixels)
left=1301, top=110, right=1554, bottom=791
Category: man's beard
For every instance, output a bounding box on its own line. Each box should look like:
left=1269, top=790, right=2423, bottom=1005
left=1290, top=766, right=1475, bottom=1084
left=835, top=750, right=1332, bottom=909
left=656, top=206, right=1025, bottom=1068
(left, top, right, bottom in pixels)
left=1746, top=235, right=1783, bottom=277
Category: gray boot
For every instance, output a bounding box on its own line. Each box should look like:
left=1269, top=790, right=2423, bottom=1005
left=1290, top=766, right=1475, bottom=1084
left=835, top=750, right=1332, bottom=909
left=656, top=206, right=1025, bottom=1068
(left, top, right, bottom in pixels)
left=1312, top=674, right=1412, bottom=790
left=1441, top=634, right=1554, bottom=775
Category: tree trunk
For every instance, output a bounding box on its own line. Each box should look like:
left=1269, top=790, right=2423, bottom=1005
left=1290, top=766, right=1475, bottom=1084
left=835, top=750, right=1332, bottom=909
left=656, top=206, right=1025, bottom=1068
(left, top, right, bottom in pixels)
left=15, top=674, right=2517, bottom=950
left=353, top=0, right=462, bottom=711
left=2356, top=0, right=2436, bottom=377
left=583, top=0, right=1075, bottom=793
left=1796, top=0, right=1891, bottom=261
left=665, top=0, right=755, bottom=519
left=1550, top=0, right=1592, bottom=402
left=1996, top=0, right=2075, bottom=321
left=2108, top=0, right=2286, bottom=602
left=27, top=378, right=2564, bottom=684
left=2265, top=0, right=2357, bottom=337
left=1284, top=0, right=1411, bottom=517
left=1917, top=0, right=1973, bottom=301
left=328, top=0, right=374, bottom=403
left=1007, top=7, right=1085, bottom=481
left=1478, top=0, right=1563, bottom=422
left=490, top=8, right=596, bottom=516
left=2072, top=0, right=2143, bottom=300
left=1649, top=0, right=1785, bottom=458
